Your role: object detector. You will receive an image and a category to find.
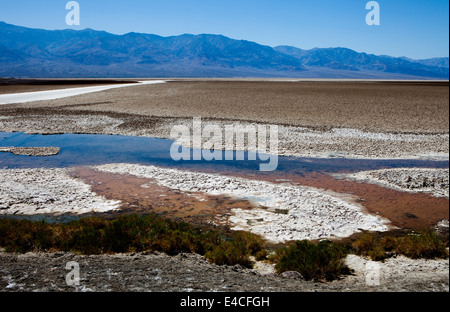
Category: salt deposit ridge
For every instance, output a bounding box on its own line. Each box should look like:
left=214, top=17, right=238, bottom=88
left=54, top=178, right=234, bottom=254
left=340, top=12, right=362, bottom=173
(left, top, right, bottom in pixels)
left=339, top=168, right=450, bottom=198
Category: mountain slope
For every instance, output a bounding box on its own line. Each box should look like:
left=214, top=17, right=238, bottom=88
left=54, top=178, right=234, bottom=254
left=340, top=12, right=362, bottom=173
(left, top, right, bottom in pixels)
left=416, top=57, right=449, bottom=69
left=274, top=45, right=449, bottom=79
left=0, top=22, right=448, bottom=79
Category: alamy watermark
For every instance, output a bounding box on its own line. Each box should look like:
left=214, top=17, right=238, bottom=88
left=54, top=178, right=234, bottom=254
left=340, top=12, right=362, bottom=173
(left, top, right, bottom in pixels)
left=63, top=2, right=379, bottom=28
left=65, top=261, right=80, bottom=286
left=66, top=1, right=80, bottom=26
left=366, top=1, right=380, bottom=26
left=170, top=117, right=279, bottom=172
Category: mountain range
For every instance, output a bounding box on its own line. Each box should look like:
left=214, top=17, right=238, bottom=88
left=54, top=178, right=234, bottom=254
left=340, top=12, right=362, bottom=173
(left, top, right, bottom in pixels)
left=0, top=21, right=448, bottom=79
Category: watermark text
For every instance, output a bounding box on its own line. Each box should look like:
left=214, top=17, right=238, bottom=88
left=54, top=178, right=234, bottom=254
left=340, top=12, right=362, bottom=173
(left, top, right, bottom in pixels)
left=170, top=117, right=279, bottom=172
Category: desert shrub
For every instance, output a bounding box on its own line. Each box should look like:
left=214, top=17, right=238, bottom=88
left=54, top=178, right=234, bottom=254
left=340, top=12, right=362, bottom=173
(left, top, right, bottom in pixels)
left=233, top=231, right=266, bottom=256
left=59, top=217, right=109, bottom=254
left=368, top=245, right=389, bottom=262
left=352, top=233, right=378, bottom=256
left=1, top=216, right=447, bottom=272
left=205, top=230, right=267, bottom=268
left=267, top=245, right=289, bottom=264
left=352, top=233, right=390, bottom=261
left=396, top=230, right=448, bottom=259
left=352, top=233, right=398, bottom=261
left=0, top=219, right=54, bottom=253
left=274, top=240, right=349, bottom=281
left=379, top=236, right=398, bottom=252
left=103, top=215, right=148, bottom=252
left=205, top=231, right=267, bottom=268
left=193, top=230, right=222, bottom=255
left=0, top=215, right=190, bottom=255
left=0, top=215, right=265, bottom=266
left=351, top=231, right=448, bottom=261
left=205, top=240, right=254, bottom=268
left=66, top=226, right=103, bottom=254
left=254, top=249, right=268, bottom=261
left=159, top=229, right=199, bottom=255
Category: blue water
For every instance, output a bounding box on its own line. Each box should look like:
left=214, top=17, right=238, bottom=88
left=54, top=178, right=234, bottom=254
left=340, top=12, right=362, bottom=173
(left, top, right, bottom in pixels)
left=0, top=132, right=448, bottom=176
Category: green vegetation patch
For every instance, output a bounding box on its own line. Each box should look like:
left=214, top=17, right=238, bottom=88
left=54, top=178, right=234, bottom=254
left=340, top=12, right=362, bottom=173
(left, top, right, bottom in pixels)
left=0, top=215, right=264, bottom=268
left=352, top=230, right=449, bottom=261
left=1, top=216, right=447, bottom=282
left=269, top=240, right=350, bottom=282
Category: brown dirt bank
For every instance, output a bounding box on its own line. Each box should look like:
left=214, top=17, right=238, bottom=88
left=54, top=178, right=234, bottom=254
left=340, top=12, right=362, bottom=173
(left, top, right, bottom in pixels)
left=1, top=80, right=448, bottom=133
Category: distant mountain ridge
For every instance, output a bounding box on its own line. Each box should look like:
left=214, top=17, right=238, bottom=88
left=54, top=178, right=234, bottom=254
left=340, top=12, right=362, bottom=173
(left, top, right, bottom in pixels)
left=0, top=22, right=448, bottom=79
left=274, top=46, right=449, bottom=77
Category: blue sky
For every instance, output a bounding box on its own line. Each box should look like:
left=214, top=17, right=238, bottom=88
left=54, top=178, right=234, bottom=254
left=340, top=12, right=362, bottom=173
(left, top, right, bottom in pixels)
left=0, top=0, right=448, bottom=59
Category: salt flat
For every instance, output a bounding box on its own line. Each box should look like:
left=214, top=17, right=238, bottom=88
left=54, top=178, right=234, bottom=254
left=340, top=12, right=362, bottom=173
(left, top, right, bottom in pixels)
left=0, top=80, right=447, bottom=160
left=0, top=168, right=121, bottom=215
left=0, top=80, right=166, bottom=105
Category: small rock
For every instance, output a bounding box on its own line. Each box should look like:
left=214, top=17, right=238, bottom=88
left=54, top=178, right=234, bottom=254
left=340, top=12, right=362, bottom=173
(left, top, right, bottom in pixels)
left=232, top=264, right=247, bottom=272
left=281, top=271, right=304, bottom=280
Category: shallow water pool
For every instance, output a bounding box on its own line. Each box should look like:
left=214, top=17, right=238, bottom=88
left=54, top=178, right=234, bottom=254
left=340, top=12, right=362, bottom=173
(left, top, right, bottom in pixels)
left=0, top=132, right=448, bottom=175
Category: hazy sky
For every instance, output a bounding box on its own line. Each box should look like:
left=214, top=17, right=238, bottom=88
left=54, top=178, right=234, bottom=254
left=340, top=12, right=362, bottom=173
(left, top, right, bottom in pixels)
left=0, top=0, right=448, bottom=59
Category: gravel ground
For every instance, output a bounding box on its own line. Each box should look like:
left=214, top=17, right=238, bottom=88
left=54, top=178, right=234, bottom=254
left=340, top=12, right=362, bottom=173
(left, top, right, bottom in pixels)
left=0, top=251, right=448, bottom=292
